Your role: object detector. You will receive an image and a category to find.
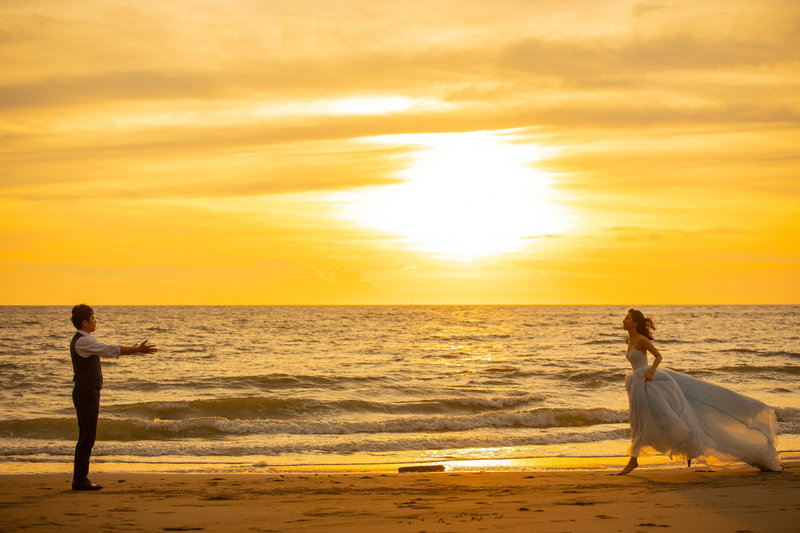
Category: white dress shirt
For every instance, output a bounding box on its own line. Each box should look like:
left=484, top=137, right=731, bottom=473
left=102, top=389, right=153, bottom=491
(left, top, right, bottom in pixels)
left=74, top=330, right=121, bottom=359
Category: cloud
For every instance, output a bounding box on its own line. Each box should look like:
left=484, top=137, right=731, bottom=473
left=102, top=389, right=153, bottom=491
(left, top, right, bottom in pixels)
left=632, top=2, right=675, bottom=18
left=1, top=0, right=796, bottom=118
left=3, top=29, right=796, bottom=107
left=314, top=266, right=382, bottom=302
left=607, top=226, right=749, bottom=241
left=0, top=71, right=224, bottom=110
left=498, top=34, right=798, bottom=85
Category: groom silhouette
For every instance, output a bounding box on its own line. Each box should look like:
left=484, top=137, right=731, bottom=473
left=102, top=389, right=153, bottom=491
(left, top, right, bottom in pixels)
left=69, top=304, right=157, bottom=490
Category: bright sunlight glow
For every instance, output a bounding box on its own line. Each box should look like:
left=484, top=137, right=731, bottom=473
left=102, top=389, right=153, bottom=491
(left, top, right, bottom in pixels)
left=335, top=130, right=573, bottom=260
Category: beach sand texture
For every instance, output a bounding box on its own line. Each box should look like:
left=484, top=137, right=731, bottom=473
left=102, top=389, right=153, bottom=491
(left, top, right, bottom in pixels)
left=2, top=463, right=799, bottom=532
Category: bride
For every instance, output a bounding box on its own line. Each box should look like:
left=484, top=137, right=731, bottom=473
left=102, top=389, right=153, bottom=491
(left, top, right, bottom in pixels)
left=617, top=309, right=781, bottom=475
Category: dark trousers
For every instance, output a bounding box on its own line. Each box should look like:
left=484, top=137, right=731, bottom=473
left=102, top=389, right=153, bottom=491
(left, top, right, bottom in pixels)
left=72, top=386, right=100, bottom=483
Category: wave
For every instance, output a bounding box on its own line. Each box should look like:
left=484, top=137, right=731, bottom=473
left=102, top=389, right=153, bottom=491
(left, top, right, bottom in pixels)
left=581, top=339, right=619, bottom=345
left=420, top=334, right=513, bottom=342
left=6, top=409, right=798, bottom=457
left=99, top=394, right=545, bottom=421
left=144, top=326, right=173, bottom=333
left=0, top=407, right=627, bottom=441
left=36, top=343, right=61, bottom=351
left=717, top=365, right=800, bottom=375
left=658, top=338, right=694, bottom=344
left=777, top=407, right=800, bottom=421
left=116, top=373, right=392, bottom=392
left=777, top=408, right=800, bottom=435
left=478, top=367, right=522, bottom=374
left=169, top=346, right=208, bottom=354
left=766, top=351, right=800, bottom=358
left=564, top=370, right=627, bottom=386
left=720, top=348, right=800, bottom=358
left=0, top=428, right=633, bottom=458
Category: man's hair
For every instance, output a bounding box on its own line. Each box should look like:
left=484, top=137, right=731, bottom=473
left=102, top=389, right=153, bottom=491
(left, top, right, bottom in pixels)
left=71, top=304, right=94, bottom=329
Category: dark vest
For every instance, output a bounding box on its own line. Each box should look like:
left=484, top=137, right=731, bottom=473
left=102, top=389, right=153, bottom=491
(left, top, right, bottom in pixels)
left=70, top=331, right=103, bottom=388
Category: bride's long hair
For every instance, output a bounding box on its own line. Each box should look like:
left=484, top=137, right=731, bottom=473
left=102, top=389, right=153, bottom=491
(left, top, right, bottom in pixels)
left=628, top=309, right=655, bottom=340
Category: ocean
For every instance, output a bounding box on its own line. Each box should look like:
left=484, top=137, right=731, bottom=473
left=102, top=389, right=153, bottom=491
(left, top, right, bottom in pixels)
left=2, top=305, right=799, bottom=473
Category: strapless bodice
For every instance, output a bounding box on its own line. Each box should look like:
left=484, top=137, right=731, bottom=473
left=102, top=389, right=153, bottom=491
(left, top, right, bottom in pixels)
left=626, top=347, right=648, bottom=370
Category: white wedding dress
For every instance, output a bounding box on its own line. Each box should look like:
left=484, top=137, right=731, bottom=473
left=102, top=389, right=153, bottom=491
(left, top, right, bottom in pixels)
left=625, top=347, right=781, bottom=470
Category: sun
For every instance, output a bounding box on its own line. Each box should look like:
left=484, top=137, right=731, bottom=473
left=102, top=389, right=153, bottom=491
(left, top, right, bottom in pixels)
left=336, top=130, right=572, bottom=260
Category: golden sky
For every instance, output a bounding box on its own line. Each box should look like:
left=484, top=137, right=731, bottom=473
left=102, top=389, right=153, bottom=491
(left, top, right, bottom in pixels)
left=1, top=0, right=798, bottom=304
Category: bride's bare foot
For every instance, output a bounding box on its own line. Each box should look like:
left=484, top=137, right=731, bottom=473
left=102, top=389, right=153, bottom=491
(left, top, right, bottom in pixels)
left=617, top=457, right=638, bottom=475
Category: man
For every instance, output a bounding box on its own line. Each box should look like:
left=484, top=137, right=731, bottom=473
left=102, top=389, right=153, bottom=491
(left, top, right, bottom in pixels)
left=70, top=304, right=157, bottom=491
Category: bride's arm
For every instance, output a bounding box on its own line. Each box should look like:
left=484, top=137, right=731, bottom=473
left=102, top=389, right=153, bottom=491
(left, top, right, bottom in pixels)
left=641, top=338, right=662, bottom=381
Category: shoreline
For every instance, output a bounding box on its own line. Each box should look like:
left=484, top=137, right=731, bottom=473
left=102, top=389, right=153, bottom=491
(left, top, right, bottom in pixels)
left=4, top=448, right=800, bottom=475
left=1, top=461, right=798, bottom=532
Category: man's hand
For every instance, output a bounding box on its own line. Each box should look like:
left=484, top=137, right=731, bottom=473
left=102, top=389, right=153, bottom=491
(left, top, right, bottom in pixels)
left=137, top=340, right=157, bottom=354
left=122, top=341, right=158, bottom=355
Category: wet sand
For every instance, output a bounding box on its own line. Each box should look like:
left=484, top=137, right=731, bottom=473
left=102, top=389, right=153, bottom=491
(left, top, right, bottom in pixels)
left=1, top=462, right=799, bottom=532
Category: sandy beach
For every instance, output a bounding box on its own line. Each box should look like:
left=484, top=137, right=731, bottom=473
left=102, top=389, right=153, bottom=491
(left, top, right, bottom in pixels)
left=1, top=462, right=799, bottom=532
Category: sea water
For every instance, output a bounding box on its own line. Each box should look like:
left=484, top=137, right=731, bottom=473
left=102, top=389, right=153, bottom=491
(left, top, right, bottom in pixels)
left=2, top=305, right=798, bottom=473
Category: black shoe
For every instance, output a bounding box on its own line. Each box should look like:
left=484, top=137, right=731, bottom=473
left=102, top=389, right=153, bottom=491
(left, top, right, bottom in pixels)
left=72, top=480, right=103, bottom=491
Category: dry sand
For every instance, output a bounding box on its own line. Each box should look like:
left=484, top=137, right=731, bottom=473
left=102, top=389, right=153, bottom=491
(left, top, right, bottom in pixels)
left=1, top=462, right=799, bottom=532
